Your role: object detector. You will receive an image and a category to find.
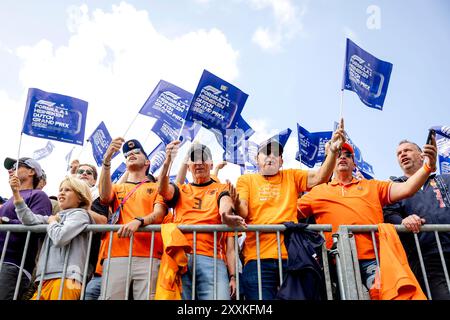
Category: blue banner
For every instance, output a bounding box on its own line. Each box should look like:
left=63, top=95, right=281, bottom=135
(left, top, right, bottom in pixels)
left=296, top=124, right=332, bottom=168
left=147, top=142, right=166, bottom=174
left=111, top=162, right=127, bottom=183
left=432, top=126, right=450, bottom=140
left=186, top=70, right=248, bottom=131
left=342, top=38, right=393, bottom=110
left=22, top=88, right=88, bottom=145
left=213, top=116, right=254, bottom=165
left=32, top=141, right=55, bottom=161
left=88, top=121, right=118, bottom=167
left=434, top=128, right=450, bottom=174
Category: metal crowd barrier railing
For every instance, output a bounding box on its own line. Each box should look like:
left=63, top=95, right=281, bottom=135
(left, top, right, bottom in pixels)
left=0, top=223, right=333, bottom=301
left=333, top=224, right=450, bottom=300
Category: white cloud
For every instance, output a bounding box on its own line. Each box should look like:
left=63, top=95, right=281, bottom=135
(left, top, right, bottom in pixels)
left=0, top=2, right=240, bottom=197
left=249, top=0, right=307, bottom=52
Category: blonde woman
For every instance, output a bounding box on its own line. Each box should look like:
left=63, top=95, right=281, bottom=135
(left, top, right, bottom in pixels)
left=9, top=175, right=93, bottom=300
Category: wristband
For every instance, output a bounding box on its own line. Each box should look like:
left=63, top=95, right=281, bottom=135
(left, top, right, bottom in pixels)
left=423, top=162, right=434, bottom=174
left=229, top=274, right=236, bottom=280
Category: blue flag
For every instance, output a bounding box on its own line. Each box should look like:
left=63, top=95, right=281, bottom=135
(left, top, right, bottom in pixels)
left=244, top=140, right=259, bottom=167
left=263, top=128, right=292, bottom=149
left=147, top=142, right=166, bottom=174
left=151, top=118, right=200, bottom=146
left=88, top=121, right=118, bottom=167
left=213, top=116, right=254, bottom=165
left=186, top=70, right=248, bottom=131
left=22, top=88, right=88, bottom=145
left=111, top=162, right=127, bottom=183
left=296, top=124, right=332, bottom=168
left=433, top=126, right=450, bottom=174
left=139, top=80, right=192, bottom=122
left=342, top=39, right=393, bottom=110
left=439, top=155, right=450, bottom=174
left=240, top=163, right=259, bottom=175
left=32, top=141, right=55, bottom=161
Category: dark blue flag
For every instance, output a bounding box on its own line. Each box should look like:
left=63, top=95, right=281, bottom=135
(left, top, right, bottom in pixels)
left=434, top=127, right=450, bottom=174
left=342, top=38, right=393, bottom=110
left=22, top=88, right=88, bottom=145
left=65, top=146, right=75, bottom=171
left=139, top=80, right=192, bottom=122
left=213, top=116, right=254, bottom=165
left=88, top=121, right=118, bottom=167
left=186, top=70, right=248, bottom=131
left=263, top=128, right=292, bottom=149
left=296, top=124, right=332, bottom=168
left=111, top=162, right=127, bottom=183
left=147, top=142, right=166, bottom=174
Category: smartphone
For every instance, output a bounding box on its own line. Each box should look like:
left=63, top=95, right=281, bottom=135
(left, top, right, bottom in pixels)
left=426, top=129, right=436, bottom=145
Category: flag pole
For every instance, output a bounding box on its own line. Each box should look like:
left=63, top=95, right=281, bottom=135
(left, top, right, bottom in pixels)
left=15, top=133, right=23, bottom=176
left=339, top=89, right=344, bottom=120
left=166, top=118, right=188, bottom=177
left=122, top=114, right=139, bottom=140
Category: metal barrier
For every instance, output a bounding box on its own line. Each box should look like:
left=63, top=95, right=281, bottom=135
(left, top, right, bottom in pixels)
left=0, top=223, right=333, bottom=300
left=333, top=224, right=450, bottom=300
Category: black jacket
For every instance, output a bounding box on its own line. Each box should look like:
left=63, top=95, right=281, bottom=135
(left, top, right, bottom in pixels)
left=277, top=222, right=326, bottom=300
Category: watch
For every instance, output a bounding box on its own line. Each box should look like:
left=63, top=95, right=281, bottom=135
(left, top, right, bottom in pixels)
left=134, top=217, right=145, bottom=226
left=1, top=216, right=10, bottom=224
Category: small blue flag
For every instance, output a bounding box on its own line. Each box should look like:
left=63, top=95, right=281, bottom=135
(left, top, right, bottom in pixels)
left=342, top=39, right=393, bottom=110
left=151, top=118, right=200, bottom=146
left=111, top=162, right=127, bottom=183
left=22, top=88, right=88, bottom=145
left=88, top=121, right=118, bottom=167
left=32, top=141, right=55, bottom=161
left=296, top=124, right=332, bottom=168
left=213, top=116, right=254, bottom=165
left=147, top=142, right=166, bottom=174
left=186, top=70, right=248, bottom=131
left=439, top=155, right=450, bottom=174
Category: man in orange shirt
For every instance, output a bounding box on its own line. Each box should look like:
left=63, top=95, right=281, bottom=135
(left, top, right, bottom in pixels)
left=235, top=120, right=346, bottom=300
left=298, top=138, right=438, bottom=292
left=98, top=138, right=168, bottom=300
left=159, top=141, right=244, bottom=300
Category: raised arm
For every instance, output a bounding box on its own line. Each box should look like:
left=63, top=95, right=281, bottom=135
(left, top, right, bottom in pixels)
left=306, top=118, right=345, bottom=189
left=389, top=138, right=437, bottom=203
left=99, top=137, right=124, bottom=205
left=158, top=140, right=181, bottom=201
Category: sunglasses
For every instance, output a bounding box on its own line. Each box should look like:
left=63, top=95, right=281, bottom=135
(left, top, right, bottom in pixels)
left=77, top=169, right=94, bottom=176
left=124, top=148, right=142, bottom=158
left=338, top=151, right=353, bottom=158
left=190, top=151, right=211, bottom=162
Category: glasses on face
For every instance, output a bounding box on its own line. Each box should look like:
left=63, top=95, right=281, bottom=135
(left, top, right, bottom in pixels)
left=338, top=151, right=353, bottom=158
left=190, top=151, right=210, bottom=162
left=77, top=169, right=94, bottom=176
left=124, top=148, right=142, bottom=158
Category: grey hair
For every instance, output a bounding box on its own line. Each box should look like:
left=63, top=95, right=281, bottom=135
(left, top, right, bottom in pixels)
left=398, top=140, right=422, bottom=152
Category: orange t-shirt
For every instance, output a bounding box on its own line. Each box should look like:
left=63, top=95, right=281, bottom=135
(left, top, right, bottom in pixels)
left=298, top=178, right=392, bottom=259
left=101, top=181, right=166, bottom=260
left=171, top=180, right=230, bottom=260
left=236, top=169, right=309, bottom=264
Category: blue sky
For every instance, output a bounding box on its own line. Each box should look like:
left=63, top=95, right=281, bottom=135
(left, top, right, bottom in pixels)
left=0, top=0, right=449, bottom=196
